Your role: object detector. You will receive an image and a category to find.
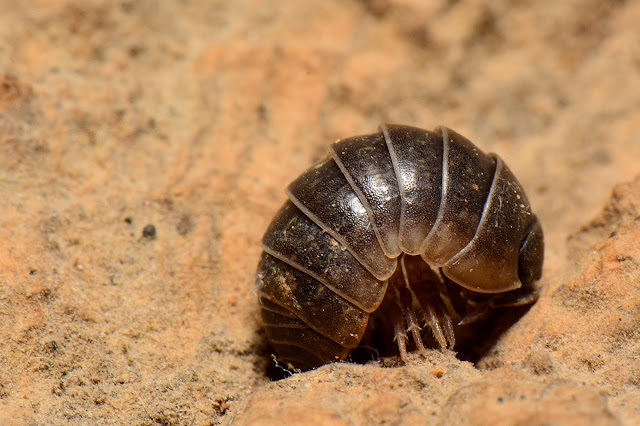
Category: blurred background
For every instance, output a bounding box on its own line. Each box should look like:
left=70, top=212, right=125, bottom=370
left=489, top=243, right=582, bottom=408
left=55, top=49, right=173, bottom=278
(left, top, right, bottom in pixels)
left=1, top=0, right=639, bottom=423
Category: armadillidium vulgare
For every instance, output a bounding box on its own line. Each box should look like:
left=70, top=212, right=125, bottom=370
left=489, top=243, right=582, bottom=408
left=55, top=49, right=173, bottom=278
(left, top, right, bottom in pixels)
left=256, top=124, right=544, bottom=371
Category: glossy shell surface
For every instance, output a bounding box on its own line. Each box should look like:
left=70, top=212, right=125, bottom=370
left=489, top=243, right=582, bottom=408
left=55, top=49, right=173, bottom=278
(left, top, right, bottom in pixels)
left=256, top=124, right=544, bottom=370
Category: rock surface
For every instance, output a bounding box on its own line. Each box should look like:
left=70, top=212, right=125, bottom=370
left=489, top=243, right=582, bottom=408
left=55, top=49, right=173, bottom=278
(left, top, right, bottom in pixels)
left=1, top=0, right=640, bottom=424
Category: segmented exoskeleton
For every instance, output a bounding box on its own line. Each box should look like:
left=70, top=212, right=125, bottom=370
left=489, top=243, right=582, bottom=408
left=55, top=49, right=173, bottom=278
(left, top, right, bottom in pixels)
left=256, top=125, right=544, bottom=371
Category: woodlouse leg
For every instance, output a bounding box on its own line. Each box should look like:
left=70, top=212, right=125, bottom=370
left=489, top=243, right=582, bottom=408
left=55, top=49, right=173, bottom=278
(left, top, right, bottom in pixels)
left=401, top=256, right=455, bottom=350
left=392, top=269, right=428, bottom=354
left=456, top=285, right=539, bottom=325
left=389, top=299, right=409, bottom=362
left=457, top=302, right=490, bottom=326
left=412, top=283, right=456, bottom=349
left=440, top=275, right=490, bottom=327
left=489, top=286, right=540, bottom=308
left=389, top=274, right=427, bottom=362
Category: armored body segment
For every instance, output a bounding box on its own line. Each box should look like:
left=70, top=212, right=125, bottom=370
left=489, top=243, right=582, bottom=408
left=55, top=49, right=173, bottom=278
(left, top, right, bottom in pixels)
left=420, top=127, right=497, bottom=266
left=286, top=158, right=397, bottom=280
left=263, top=310, right=350, bottom=370
left=265, top=337, right=348, bottom=371
left=383, top=125, right=444, bottom=255
left=443, top=157, right=534, bottom=292
left=261, top=200, right=387, bottom=312
left=256, top=252, right=369, bottom=348
left=330, top=132, right=402, bottom=258
left=259, top=296, right=298, bottom=318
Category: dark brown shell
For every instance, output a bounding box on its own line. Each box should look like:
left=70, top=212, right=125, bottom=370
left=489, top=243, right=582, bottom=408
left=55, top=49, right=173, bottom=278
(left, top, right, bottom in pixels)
left=256, top=124, right=544, bottom=370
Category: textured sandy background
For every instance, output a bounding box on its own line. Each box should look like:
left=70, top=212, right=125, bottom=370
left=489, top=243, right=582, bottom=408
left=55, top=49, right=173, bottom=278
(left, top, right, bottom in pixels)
left=1, top=0, right=640, bottom=424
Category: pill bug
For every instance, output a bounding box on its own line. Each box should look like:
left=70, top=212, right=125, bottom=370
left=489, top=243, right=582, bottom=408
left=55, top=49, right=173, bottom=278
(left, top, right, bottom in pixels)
left=256, top=124, right=544, bottom=371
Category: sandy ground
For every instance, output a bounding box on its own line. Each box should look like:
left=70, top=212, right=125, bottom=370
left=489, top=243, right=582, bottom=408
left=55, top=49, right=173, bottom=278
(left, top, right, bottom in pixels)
left=1, top=0, right=640, bottom=424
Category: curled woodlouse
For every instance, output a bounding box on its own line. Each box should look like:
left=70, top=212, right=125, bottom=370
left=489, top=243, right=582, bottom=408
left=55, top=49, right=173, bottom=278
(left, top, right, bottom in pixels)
left=256, top=124, right=544, bottom=371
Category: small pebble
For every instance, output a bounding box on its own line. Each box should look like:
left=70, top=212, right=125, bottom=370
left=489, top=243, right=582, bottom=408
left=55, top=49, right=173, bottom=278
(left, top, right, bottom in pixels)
left=142, top=224, right=157, bottom=239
